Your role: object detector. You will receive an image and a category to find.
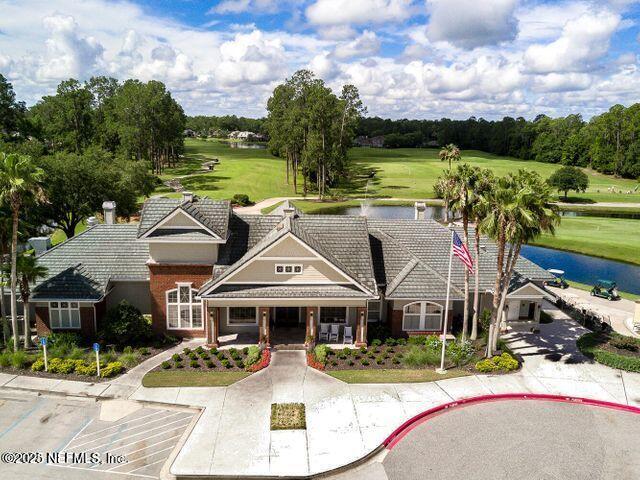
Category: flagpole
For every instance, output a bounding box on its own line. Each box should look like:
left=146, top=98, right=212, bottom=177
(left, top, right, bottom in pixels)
left=437, top=228, right=454, bottom=374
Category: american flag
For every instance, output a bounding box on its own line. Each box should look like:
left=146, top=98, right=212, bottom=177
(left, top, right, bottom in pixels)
left=452, top=231, right=474, bottom=273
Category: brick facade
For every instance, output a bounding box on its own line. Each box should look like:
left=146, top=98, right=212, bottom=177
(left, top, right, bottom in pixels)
left=35, top=303, right=97, bottom=338
left=148, top=263, right=214, bottom=337
left=35, top=306, right=51, bottom=337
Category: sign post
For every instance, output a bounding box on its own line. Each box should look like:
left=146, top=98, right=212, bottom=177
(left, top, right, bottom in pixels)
left=40, top=337, right=48, bottom=372
left=93, top=343, right=101, bottom=377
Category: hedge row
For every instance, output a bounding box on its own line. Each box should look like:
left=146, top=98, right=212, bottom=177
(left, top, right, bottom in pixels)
left=577, top=333, right=640, bottom=373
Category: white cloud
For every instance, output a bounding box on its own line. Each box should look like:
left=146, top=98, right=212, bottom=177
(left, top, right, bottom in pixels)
left=426, top=0, right=519, bottom=49
left=524, top=10, right=621, bottom=73
left=306, top=0, right=412, bottom=26
left=532, top=72, right=593, bottom=92
left=211, top=0, right=251, bottom=14
left=309, top=52, right=339, bottom=79
left=37, top=14, right=104, bottom=81
left=333, top=31, right=380, bottom=59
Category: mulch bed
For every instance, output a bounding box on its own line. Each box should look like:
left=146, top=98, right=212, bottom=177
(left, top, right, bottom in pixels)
left=590, top=333, right=640, bottom=358
left=150, top=346, right=259, bottom=373
left=0, top=343, right=175, bottom=383
left=323, top=345, right=413, bottom=371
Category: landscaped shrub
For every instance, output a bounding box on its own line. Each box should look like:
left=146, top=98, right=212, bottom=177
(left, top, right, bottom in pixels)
left=161, top=361, right=171, bottom=369
left=371, top=339, right=382, bottom=347
left=100, top=301, right=152, bottom=346
left=100, top=361, right=124, bottom=378
left=67, top=346, right=86, bottom=360
left=361, top=359, right=370, bottom=366
left=385, top=338, right=397, bottom=346
left=172, top=353, right=182, bottom=362
left=11, top=350, right=32, bottom=369
left=48, top=358, right=77, bottom=374
left=138, top=347, right=150, bottom=356
left=118, top=352, right=141, bottom=368
left=479, top=309, right=492, bottom=333
left=102, top=348, right=118, bottom=364
left=402, top=345, right=440, bottom=367
left=221, top=359, right=231, bottom=368
left=206, top=360, right=214, bottom=368
left=210, top=347, right=218, bottom=355
left=475, top=353, right=519, bottom=373
left=189, top=352, right=198, bottom=360
left=235, top=360, right=244, bottom=369
left=183, top=347, right=192, bottom=354
left=578, top=333, right=640, bottom=372
left=232, top=193, right=252, bottom=206
left=245, top=345, right=261, bottom=366
left=396, top=338, right=407, bottom=346
left=190, top=360, right=200, bottom=368
left=313, top=344, right=330, bottom=365
left=200, top=353, right=210, bottom=360
left=216, top=351, right=226, bottom=360
left=247, top=349, right=271, bottom=372
left=195, top=346, right=204, bottom=354
left=446, top=341, right=474, bottom=367
left=0, top=351, right=12, bottom=367
left=408, top=335, right=428, bottom=346
left=610, top=336, right=639, bottom=352
left=31, top=358, right=45, bottom=372
left=76, top=362, right=98, bottom=376
left=425, top=335, right=441, bottom=349
left=242, top=347, right=249, bottom=355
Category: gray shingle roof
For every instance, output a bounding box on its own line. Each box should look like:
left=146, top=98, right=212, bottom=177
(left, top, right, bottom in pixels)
left=32, top=225, right=149, bottom=301
left=367, top=219, right=553, bottom=298
left=137, top=196, right=231, bottom=239
left=200, top=214, right=378, bottom=296
left=204, top=284, right=371, bottom=298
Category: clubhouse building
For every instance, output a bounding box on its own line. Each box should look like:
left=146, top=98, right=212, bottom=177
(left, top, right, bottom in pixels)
left=30, top=195, right=553, bottom=346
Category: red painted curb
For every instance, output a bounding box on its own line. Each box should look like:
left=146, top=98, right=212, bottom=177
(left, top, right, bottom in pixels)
left=383, top=393, right=640, bottom=450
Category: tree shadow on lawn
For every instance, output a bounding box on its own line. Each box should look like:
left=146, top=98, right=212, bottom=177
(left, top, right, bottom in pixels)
left=556, top=196, right=597, bottom=204
left=180, top=174, right=232, bottom=192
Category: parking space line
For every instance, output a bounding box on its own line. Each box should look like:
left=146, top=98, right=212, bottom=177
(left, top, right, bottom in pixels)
left=70, top=411, right=185, bottom=448
left=118, top=432, right=183, bottom=458
left=73, top=410, right=165, bottom=440
left=107, top=445, right=176, bottom=472
left=127, top=457, right=167, bottom=474
left=68, top=415, right=191, bottom=450
left=58, top=418, right=94, bottom=452
left=0, top=397, right=42, bottom=439
left=92, top=419, right=192, bottom=453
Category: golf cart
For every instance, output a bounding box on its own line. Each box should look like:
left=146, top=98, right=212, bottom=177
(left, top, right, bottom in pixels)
left=544, top=269, right=569, bottom=289
left=591, top=279, right=620, bottom=301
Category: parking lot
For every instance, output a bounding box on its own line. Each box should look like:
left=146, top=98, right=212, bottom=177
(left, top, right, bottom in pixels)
left=0, top=390, right=196, bottom=480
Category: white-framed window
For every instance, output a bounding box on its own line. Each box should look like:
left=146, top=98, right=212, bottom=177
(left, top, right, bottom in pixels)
left=367, top=301, right=381, bottom=322
left=274, top=263, right=303, bottom=275
left=320, top=306, right=348, bottom=324
left=166, top=284, right=202, bottom=330
left=49, top=301, right=81, bottom=329
left=228, top=307, right=258, bottom=326
left=402, top=301, right=443, bottom=331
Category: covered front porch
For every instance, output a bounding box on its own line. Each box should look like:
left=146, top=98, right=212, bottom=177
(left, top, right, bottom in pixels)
left=203, top=299, right=369, bottom=347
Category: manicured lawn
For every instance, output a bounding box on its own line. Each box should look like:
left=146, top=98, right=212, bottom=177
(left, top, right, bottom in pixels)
left=327, top=368, right=470, bottom=384
left=567, top=280, right=640, bottom=301
left=346, top=147, right=640, bottom=204
left=142, top=370, right=250, bottom=387
left=155, top=139, right=640, bottom=205
left=531, top=216, right=640, bottom=265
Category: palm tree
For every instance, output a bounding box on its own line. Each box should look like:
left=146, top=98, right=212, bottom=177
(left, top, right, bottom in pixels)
left=16, top=255, right=48, bottom=349
left=0, top=210, right=11, bottom=345
left=448, top=164, right=480, bottom=341
left=434, top=169, right=457, bottom=223
left=439, top=143, right=461, bottom=169
left=0, top=153, right=45, bottom=351
left=469, top=169, right=494, bottom=341
left=481, top=170, right=559, bottom=355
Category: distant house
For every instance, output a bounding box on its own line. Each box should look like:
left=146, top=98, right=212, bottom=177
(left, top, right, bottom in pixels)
left=228, top=131, right=267, bottom=141
left=183, top=129, right=196, bottom=138
left=354, top=135, right=385, bottom=148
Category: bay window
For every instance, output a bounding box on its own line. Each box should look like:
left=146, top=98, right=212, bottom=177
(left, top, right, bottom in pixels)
left=166, top=285, right=202, bottom=329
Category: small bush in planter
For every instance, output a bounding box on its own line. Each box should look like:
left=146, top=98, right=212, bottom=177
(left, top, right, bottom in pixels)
left=242, top=347, right=249, bottom=355
left=11, top=350, right=32, bottom=369
left=376, top=356, right=385, bottom=365
left=216, top=351, right=226, bottom=360
left=331, top=360, right=338, bottom=366
left=354, top=354, right=361, bottom=360
left=371, top=339, right=382, bottom=347
left=31, top=358, right=45, bottom=372
left=161, top=361, right=171, bottom=369
left=200, top=353, right=210, bottom=360
left=611, top=336, right=639, bottom=352
left=229, top=348, right=238, bottom=356
left=232, top=193, right=252, bottom=206
left=392, top=357, right=401, bottom=365
left=235, top=360, right=245, bottom=369
left=360, top=346, right=367, bottom=354
left=190, top=360, right=200, bottom=368
left=221, top=359, right=231, bottom=368
left=341, top=347, right=352, bottom=356
left=195, top=346, right=204, bottom=354
left=138, top=347, right=150, bottom=356
left=206, top=360, right=214, bottom=368
left=183, top=348, right=192, bottom=354
left=176, top=362, right=184, bottom=369
left=385, top=338, right=397, bottom=346
left=367, top=352, right=375, bottom=359
left=210, top=347, right=218, bottom=354
left=0, top=352, right=11, bottom=367
left=172, top=353, right=182, bottom=362
left=361, top=359, right=370, bottom=366
left=189, top=352, right=198, bottom=360
left=100, top=361, right=125, bottom=378
left=76, top=362, right=97, bottom=376
left=246, top=345, right=261, bottom=366
left=396, top=338, right=407, bottom=346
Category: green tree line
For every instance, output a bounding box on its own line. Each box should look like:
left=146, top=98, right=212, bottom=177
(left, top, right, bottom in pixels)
left=186, top=115, right=266, bottom=137
left=359, top=110, right=640, bottom=179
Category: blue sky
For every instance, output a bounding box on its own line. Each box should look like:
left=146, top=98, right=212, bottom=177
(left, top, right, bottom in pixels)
left=0, top=0, right=639, bottom=119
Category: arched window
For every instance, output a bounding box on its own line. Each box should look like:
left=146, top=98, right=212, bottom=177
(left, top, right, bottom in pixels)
left=402, top=301, right=443, bottom=331
left=166, top=284, right=202, bottom=329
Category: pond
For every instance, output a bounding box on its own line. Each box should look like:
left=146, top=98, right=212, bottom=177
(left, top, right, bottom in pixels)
left=222, top=141, right=267, bottom=149
left=342, top=204, right=640, bottom=220
left=335, top=204, right=640, bottom=295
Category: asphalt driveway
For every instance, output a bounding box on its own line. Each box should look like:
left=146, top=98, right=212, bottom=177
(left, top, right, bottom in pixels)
left=383, top=399, right=640, bottom=480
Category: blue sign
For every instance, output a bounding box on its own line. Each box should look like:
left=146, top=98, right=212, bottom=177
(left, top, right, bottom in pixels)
left=93, top=343, right=100, bottom=352
left=40, top=337, right=47, bottom=346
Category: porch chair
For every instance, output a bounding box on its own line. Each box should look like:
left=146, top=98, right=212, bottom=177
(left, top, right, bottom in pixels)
left=329, top=324, right=340, bottom=342
left=343, top=326, right=354, bottom=344
left=319, top=323, right=330, bottom=342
